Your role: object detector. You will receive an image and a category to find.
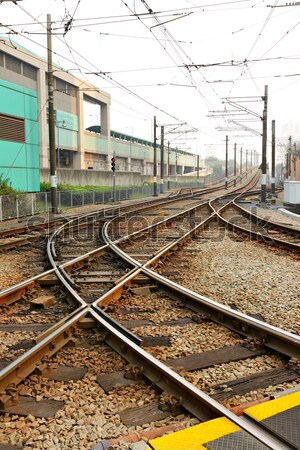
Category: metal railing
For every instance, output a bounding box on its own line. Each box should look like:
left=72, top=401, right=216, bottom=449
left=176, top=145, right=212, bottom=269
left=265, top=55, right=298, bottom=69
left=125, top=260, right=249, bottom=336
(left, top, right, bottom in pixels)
left=0, top=177, right=221, bottom=222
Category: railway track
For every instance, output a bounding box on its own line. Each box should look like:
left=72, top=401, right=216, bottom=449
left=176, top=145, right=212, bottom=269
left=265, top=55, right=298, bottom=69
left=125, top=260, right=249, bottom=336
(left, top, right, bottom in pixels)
left=0, top=171, right=298, bottom=449
left=218, top=200, right=300, bottom=251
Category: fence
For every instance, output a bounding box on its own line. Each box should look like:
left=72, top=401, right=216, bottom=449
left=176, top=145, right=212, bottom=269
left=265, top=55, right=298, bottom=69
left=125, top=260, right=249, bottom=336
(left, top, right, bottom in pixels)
left=0, top=180, right=208, bottom=221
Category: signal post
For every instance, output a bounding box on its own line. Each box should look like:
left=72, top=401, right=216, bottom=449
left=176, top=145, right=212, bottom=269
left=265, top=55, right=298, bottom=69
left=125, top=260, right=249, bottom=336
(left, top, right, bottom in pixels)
left=111, top=156, right=116, bottom=202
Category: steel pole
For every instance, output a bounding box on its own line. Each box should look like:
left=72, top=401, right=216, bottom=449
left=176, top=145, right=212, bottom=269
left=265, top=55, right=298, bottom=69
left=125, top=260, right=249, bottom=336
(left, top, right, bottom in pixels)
left=240, top=147, right=242, bottom=183
left=167, top=142, right=170, bottom=190
left=234, top=143, right=237, bottom=186
left=153, top=116, right=158, bottom=196
left=175, top=148, right=178, bottom=188
left=160, top=126, right=164, bottom=194
left=261, top=85, right=268, bottom=203
left=293, top=142, right=297, bottom=181
left=225, top=135, right=228, bottom=189
left=47, top=14, right=58, bottom=214
left=271, top=120, right=276, bottom=194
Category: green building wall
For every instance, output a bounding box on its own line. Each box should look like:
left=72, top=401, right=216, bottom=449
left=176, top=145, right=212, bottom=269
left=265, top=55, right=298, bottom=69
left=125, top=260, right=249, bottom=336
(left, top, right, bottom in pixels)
left=0, top=80, right=39, bottom=192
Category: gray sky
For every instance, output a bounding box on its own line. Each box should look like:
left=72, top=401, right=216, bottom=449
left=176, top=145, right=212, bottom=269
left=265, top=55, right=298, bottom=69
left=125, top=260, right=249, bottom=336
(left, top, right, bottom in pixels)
left=1, top=0, right=300, bottom=163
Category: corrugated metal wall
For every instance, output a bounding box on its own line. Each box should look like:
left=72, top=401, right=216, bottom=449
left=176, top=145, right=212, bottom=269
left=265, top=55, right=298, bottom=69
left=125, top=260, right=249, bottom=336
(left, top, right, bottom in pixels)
left=0, top=79, right=39, bottom=192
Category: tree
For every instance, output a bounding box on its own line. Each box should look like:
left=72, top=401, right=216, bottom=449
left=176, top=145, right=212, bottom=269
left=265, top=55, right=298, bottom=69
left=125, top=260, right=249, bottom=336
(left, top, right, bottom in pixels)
left=205, top=156, right=224, bottom=177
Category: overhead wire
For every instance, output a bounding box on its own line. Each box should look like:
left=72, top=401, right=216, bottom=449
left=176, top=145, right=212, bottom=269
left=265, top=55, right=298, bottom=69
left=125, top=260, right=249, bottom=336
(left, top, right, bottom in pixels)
left=226, top=0, right=280, bottom=97
left=246, top=0, right=278, bottom=59
left=121, top=0, right=220, bottom=117
left=237, top=18, right=300, bottom=84
left=3, top=1, right=256, bottom=28
left=4, top=2, right=288, bottom=144
left=60, top=0, right=82, bottom=36
left=10, top=5, right=196, bottom=127
left=6, top=12, right=202, bottom=30
left=137, top=0, right=245, bottom=133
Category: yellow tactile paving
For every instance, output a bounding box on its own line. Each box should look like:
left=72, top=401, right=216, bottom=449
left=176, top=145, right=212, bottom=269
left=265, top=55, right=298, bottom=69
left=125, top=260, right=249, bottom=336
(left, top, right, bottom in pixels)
left=244, top=391, right=300, bottom=422
left=148, top=417, right=240, bottom=450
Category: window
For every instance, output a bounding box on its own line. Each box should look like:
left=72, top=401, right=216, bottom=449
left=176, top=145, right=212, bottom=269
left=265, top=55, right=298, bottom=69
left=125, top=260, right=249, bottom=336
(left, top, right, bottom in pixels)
left=0, top=114, right=25, bottom=142
left=23, top=62, right=37, bottom=81
left=55, top=77, right=66, bottom=92
left=65, top=81, right=77, bottom=97
left=0, top=52, right=4, bottom=67
left=55, top=77, right=77, bottom=97
left=5, top=54, right=22, bottom=74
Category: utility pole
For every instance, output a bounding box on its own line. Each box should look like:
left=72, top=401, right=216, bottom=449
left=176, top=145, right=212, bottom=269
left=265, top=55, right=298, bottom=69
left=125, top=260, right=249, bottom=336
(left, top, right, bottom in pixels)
left=153, top=116, right=158, bottom=196
left=250, top=150, right=253, bottom=173
left=160, top=126, right=164, bottom=194
left=240, top=147, right=242, bottom=183
left=287, top=135, right=291, bottom=180
left=246, top=149, right=248, bottom=177
left=234, top=143, right=237, bottom=186
left=47, top=14, right=58, bottom=214
left=197, top=154, right=200, bottom=187
left=167, top=142, right=170, bottom=190
left=225, top=135, right=228, bottom=189
left=293, top=142, right=297, bottom=181
left=271, top=120, right=276, bottom=195
left=261, top=85, right=268, bottom=203
left=175, top=147, right=178, bottom=188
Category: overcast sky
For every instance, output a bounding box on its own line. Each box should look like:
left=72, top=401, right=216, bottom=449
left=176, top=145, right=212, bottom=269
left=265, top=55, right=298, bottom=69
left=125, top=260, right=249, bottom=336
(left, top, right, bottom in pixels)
left=1, top=0, right=300, bottom=163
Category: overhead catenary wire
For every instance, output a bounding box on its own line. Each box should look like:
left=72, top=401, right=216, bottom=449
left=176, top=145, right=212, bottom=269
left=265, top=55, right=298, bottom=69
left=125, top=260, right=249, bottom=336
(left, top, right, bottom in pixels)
left=121, top=0, right=212, bottom=107
left=120, top=0, right=226, bottom=131
left=5, top=6, right=197, bottom=128
left=1, top=0, right=297, bottom=157
left=3, top=0, right=258, bottom=28
left=234, top=18, right=300, bottom=87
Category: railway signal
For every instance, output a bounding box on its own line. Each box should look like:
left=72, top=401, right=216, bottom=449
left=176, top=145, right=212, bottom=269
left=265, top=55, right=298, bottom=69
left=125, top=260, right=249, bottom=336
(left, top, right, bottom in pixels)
left=111, top=157, right=116, bottom=172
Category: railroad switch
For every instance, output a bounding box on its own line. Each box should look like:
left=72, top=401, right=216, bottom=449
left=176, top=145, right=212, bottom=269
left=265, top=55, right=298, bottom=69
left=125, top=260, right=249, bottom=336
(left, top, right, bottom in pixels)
left=124, top=364, right=144, bottom=381
left=159, top=394, right=183, bottom=414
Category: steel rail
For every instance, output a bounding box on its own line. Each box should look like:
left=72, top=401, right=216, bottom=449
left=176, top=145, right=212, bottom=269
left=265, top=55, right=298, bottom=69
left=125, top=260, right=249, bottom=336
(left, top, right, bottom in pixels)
left=0, top=306, right=87, bottom=392
left=233, top=198, right=300, bottom=233
left=101, top=210, right=300, bottom=359
left=47, top=193, right=216, bottom=289
left=46, top=192, right=205, bottom=265
left=0, top=186, right=209, bottom=305
left=215, top=201, right=300, bottom=251
left=0, top=196, right=164, bottom=238
left=102, top=174, right=257, bottom=255
left=87, top=308, right=293, bottom=450
left=0, top=265, right=292, bottom=449
left=45, top=169, right=260, bottom=274
left=98, top=173, right=299, bottom=358
left=0, top=172, right=295, bottom=449
left=0, top=269, right=56, bottom=306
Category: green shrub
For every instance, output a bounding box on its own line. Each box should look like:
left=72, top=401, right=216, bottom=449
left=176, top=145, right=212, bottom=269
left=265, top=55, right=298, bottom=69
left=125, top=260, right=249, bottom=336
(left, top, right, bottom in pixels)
left=40, top=182, right=114, bottom=192
left=40, top=181, right=51, bottom=192
left=0, top=174, right=16, bottom=195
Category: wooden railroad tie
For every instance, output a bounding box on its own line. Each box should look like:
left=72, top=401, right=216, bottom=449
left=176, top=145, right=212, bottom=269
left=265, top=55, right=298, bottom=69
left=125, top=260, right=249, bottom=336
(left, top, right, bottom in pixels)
left=29, top=295, right=55, bottom=309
